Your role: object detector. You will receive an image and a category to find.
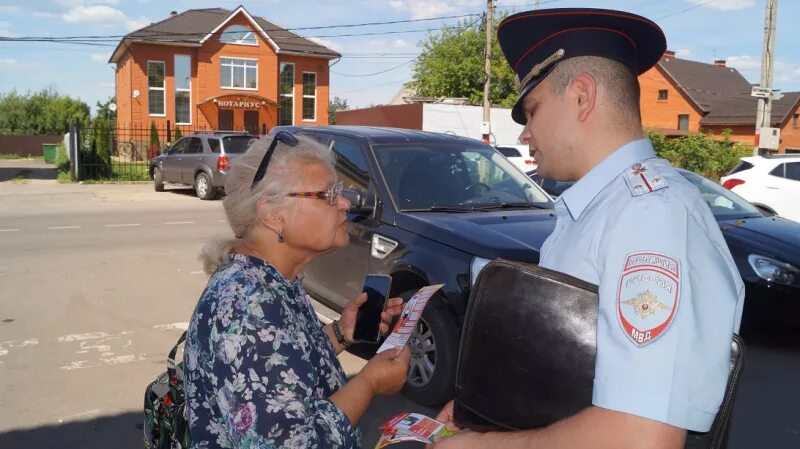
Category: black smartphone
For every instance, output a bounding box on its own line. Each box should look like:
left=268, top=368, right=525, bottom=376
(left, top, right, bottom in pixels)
left=353, top=274, right=392, bottom=343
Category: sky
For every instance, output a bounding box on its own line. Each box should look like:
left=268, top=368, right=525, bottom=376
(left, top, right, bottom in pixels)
left=1, top=0, right=799, bottom=116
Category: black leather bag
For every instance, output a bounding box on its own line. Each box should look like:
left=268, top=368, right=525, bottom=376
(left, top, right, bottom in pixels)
left=143, top=331, right=190, bottom=449
left=453, top=259, right=744, bottom=449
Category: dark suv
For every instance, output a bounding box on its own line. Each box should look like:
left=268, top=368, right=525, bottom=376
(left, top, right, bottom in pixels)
left=276, top=126, right=556, bottom=405
left=149, top=132, right=254, bottom=200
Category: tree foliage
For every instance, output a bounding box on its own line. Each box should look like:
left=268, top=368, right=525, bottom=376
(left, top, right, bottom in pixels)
left=412, top=15, right=517, bottom=107
left=648, top=129, right=752, bottom=181
left=329, top=96, right=350, bottom=125
left=0, top=89, right=90, bottom=135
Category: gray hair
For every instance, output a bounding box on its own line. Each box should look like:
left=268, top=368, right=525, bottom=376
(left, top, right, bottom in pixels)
left=200, top=133, right=335, bottom=274
left=547, top=56, right=641, bottom=127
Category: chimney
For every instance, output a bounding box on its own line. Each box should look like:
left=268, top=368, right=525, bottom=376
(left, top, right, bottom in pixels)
left=663, top=49, right=676, bottom=58
left=714, top=59, right=727, bottom=68
left=170, top=11, right=178, bottom=17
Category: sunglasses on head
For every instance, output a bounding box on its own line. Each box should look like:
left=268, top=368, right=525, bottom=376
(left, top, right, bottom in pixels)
left=250, top=131, right=299, bottom=190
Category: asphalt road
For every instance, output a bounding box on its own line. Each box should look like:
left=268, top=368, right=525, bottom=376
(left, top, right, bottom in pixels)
left=0, top=179, right=797, bottom=448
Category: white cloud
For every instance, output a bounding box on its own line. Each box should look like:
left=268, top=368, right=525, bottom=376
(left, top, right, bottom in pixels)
left=0, top=6, right=23, bottom=14
left=309, top=37, right=343, bottom=53
left=62, top=5, right=126, bottom=24
left=685, top=0, right=755, bottom=11
left=90, top=53, right=109, bottom=62
left=126, top=16, right=151, bottom=31
left=674, top=48, right=692, bottom=58
left=392, top=39, right=411, bottom=49
left=60, top=5, right=150, bottom=31
left=389, top=0, right=482, bottom=20
left=0, top=21, right=18, bottom=37
left=726, top=54, right=761, bottom=77
left=0, top=59, right=20, bottom=70
left=56, top=0, right=120, bottom=6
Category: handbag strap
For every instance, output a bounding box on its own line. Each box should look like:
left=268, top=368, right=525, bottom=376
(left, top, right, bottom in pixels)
left=167, top=331, right=187, bottom=386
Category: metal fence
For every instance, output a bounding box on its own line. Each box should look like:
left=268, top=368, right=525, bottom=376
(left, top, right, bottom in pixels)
left=68, top=122, right=204, bottom=181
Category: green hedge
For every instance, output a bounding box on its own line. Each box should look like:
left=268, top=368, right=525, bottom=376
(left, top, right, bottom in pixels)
left=647, top=130, right=752, bottom=181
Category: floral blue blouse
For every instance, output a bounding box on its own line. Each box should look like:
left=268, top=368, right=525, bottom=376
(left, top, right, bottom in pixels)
left=184, top=254, right=362, bottom=449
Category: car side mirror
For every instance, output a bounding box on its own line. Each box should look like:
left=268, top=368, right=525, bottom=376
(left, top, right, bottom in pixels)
left=342, top=188, right=373, bottom=215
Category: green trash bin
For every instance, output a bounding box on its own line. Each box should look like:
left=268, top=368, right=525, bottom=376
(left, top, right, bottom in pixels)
left=43, top=143, right=57, bottom=164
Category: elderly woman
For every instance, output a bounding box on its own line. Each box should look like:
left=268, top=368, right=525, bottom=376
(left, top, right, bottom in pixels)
left=184, top=132, right=410, bottom=449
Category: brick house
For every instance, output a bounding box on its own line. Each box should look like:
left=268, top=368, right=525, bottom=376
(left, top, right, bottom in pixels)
left=109, top=6, right=339, bottom=135
left=639, top=50, right=800, bottom=153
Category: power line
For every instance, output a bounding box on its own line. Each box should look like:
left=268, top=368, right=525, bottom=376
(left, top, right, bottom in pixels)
left=332, top=59, right=415, bottom=77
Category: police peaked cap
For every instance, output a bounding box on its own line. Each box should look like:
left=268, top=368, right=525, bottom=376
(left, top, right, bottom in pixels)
left=497, top=8, right=667, bottom=124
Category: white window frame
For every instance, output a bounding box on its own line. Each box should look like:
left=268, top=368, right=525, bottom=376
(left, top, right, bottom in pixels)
left=174, top=55, right=192, bottom=125
left=220, top=25, right=258, bottom=46
left=147, top=60, right=166, bottom=117
left=220, top=56, right=258, bottom=91
left=301, top=71, right=317, bottom=122
left=279, top=62, right=295, bottom=126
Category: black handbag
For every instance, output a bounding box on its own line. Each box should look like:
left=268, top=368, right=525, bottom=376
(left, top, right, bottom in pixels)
left=143, top=331, right=190, bottom=449
left=453, top=259, right=744, bottom=449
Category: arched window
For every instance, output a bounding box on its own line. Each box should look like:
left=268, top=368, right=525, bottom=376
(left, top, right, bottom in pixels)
left=220, top=25, right=257, bottom=45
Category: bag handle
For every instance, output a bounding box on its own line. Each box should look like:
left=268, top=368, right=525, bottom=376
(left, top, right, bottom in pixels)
left=167, top=331, right=187, bottom=386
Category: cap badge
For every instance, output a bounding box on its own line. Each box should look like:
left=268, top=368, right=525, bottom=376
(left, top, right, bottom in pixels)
left=517, top=48, right=566, bottom=91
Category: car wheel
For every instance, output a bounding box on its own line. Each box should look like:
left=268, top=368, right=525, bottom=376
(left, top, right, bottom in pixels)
left=400, top=291, right=459, bottom=406
left=153, top=167, right=165, bottom=192
left=195, top=173, right=216, bottom=200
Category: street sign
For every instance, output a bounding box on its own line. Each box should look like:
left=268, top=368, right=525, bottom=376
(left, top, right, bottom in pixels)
left=751, top=86, right=772, bottom=98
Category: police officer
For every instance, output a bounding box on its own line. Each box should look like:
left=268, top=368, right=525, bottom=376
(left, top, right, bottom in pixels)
left=432, top=8, right=744, bottom=449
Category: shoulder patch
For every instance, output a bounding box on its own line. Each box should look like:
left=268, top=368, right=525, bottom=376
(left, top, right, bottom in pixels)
left=623, top=162, right=668, bottom=197
left=617, top=252, right=680, bottom=347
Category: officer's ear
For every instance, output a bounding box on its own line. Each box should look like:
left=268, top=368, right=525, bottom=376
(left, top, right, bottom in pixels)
left=569, top=72, right=597, bottom=122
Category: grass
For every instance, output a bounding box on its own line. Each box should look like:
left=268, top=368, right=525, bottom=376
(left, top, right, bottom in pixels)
left=111, top=162, right=149, bottom=181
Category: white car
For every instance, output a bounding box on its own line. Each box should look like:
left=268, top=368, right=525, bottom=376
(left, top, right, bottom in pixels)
left=720, top=155, right=800, bottom=222
left=494, top=144, right=536, bottom=171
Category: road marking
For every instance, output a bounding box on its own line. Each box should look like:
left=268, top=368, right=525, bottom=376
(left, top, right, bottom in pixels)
left=190, top=271, right=204, bottom=275
left=0, top=338, right=39, bottom=357
left=0, top=229, right=19, bottom=232
left=153, top=322, right=189, bottom=331
left=105, top=223, right=141, bottom=228
left=58, top=409, right=102, bottom=423
left=48, top=226, right=81, bottom=230
left=164, top=221, right=195, bottom=225
left=217, top=219, right=227, bottom=223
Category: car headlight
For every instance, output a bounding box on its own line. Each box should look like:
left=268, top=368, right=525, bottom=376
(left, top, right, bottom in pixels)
left=747, top=254, right=800, bottom=287
left=470, top=256, right=492, bottom=287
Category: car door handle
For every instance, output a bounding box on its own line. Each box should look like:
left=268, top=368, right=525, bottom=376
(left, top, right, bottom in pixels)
left=765, top=185, right=779, bottom=189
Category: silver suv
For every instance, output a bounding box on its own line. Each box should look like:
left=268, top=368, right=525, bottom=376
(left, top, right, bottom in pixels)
left=149, top=132, right=254, bottom=200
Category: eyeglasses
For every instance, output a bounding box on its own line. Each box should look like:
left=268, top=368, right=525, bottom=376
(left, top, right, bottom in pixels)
left=287, top=181, right=344, bottom=206
left=250, top=131, right=299, bottom=190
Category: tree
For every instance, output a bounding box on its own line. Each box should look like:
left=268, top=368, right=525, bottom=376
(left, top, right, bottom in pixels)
left=174, top=126, right=183, bottom=141
left=412, top=14, right=517, bottom=107
left=647, top=129, right=752, bottom=181
left=329, top=96, right=350, bottom=124
left=0, top=89, right=89, bottom=135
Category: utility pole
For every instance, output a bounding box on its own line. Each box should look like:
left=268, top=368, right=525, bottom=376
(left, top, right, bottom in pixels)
left=481, top=0, right=493, bottom=144
left=754, top=0, right=779, bottom=156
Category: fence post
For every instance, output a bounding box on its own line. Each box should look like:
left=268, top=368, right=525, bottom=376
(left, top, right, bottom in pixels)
left=166, top=120, right=172, bottom=145
left=69, top=121, right=80, bottom=181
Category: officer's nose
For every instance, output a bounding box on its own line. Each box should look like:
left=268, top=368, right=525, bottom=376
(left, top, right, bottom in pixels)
left=518, top=128, right=531, bottom=145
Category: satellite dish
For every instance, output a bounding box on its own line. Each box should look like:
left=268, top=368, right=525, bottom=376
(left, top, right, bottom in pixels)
left=109, top=103, right=117, bottom=112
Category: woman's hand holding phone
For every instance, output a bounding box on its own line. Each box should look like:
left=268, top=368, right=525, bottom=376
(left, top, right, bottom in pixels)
left=339, top=291, right=404, bottom=344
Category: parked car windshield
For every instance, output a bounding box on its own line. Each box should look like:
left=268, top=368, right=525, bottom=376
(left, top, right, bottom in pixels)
left=679, top=170, right=763, bottom=220
left=221, top=135, right=254, bottom=153
left=373, top=143, right=552, bottom=210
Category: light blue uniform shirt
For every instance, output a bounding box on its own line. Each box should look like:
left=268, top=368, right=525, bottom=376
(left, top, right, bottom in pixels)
left=539, top=138, right=744, bottom=432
